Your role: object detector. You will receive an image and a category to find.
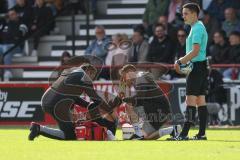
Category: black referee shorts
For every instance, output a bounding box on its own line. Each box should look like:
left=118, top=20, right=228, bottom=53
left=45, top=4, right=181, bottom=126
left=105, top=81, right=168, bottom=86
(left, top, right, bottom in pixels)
left=186, top=60, right=208, bottom=96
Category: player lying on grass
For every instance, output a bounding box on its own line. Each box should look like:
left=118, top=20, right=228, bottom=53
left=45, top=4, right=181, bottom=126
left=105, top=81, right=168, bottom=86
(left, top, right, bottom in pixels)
left=118, top=64, right=181, bottom=140
left=28, top=63, right=121, bottom=141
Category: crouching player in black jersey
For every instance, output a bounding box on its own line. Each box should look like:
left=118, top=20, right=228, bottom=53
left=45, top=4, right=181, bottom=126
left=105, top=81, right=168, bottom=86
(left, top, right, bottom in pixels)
left=118, top=65, right=181, bottom=140
left=28, top=63, right=120, bottom=141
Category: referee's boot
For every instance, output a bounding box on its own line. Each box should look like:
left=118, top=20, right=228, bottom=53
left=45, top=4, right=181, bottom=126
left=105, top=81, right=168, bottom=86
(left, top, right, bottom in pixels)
left=28, top=122, right=40, bottom=141
left=192, top=134, right=207, bottom=140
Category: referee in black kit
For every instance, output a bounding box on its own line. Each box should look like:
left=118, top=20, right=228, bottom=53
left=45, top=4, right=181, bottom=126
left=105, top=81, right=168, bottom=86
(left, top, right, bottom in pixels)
left=174, top=3, right=208, bottom=140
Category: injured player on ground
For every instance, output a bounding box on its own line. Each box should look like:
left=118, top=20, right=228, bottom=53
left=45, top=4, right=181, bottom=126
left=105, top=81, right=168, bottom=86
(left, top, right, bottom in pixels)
left=118, top=64, right=181, bottom=140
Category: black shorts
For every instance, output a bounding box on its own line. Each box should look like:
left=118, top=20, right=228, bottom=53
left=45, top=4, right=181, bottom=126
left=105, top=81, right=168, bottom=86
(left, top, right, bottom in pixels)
left=186, top=60, right=208, bottom=96
left=135, top=96, right=171, bottom=134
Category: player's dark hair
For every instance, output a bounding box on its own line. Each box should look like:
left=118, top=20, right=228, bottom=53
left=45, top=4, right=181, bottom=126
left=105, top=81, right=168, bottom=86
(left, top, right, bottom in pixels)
left=119, top=64, right=137, bottom=76
left=182, top=3, right=201, bottom=16
left=81, top=63, right=97, bottom=73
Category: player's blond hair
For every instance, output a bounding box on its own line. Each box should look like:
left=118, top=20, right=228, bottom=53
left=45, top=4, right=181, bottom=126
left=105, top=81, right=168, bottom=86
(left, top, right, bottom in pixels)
left=119, top=64, right=137, bottom=76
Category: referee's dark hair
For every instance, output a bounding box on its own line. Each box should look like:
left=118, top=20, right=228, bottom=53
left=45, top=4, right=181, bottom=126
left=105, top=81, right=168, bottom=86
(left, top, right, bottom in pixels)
left=182, top=3, right=201, bottom=16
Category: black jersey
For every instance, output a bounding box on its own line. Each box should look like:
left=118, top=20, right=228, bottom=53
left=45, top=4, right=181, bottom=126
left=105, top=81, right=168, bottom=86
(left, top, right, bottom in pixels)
left=123, top=71, right=171, bottom=114
left=51, top=67, right=102, bottom=106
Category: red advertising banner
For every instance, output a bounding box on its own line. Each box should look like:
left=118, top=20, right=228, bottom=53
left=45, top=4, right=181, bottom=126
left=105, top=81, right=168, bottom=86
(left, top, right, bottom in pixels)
left=0, top=82, right=171, bottom=125
left=1, top=82, right=240, bottom=125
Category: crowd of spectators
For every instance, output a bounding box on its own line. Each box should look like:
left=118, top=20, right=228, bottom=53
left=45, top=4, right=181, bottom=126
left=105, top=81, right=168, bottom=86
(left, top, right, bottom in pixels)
left=85, top=0, right=240, bottom=80
left=0, top=0, right=96, bottom=80
left=0, top=0, right=240, bottom=81
left=0, top=0, right=62, bottom=80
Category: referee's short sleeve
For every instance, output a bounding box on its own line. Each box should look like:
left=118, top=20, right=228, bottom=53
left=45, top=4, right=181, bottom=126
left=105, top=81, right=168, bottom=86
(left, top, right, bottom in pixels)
left=192, top=26, right=203, bottom=44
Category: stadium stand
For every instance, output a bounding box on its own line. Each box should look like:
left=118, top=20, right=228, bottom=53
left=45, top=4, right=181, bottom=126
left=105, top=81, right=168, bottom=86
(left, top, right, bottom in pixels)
left=0, top=0, right=239, bottom=81
left=7, top=0, right=148, bottom=81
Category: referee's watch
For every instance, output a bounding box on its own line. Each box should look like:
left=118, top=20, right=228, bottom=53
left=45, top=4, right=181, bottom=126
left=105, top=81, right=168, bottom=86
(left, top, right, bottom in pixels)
left=176, top=60, right=182, bottom=65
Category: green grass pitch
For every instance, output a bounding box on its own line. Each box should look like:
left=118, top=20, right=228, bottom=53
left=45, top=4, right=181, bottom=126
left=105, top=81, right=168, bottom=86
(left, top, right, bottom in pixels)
left=0, top=127, right=240, bottom=160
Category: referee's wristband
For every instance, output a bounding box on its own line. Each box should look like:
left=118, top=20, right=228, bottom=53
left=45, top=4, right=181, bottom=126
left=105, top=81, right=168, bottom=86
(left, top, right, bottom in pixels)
left=176, top=60, right=182, bottom=65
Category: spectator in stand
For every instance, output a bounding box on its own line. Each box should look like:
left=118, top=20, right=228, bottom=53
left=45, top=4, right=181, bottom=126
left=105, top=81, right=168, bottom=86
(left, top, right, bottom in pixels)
left=222, top=7, right=240, bottom=37
left=30, top=0, right=54, bottom=56
left=171, top=28, right=186, bottom=79
left=175, top=28, right=186, bottom=60
left=147, top=23, right=176, bottom=79
left=157, top=15, right=178, bottom=43
left=68, top=0, right=87, bottom=14
left=202, top=10, right=220, bottom=44
left=0, top=9, right=28, bottom=80
left=227, top=31, right=240, bottom=63
left=222, top=31, right=240, bottom=79
left=0, top=0, right=8, bottom=14
left=12, top=0, right=34, bottom=28
left=27, top=0, right=35, bottom=7
left=45, top=0, right=63, bottom=15
left=208, top=30, right=229, bottom=64
left=85, top=25, right=110, bottom=62
left=60, top=51, right=71, bottom=65
left=207, top=0, right=235, bottom=23
left=207, top=68, right=227, bottom=125
left=105, top=33, right=129, bottom=80
left=143, top=0, right=170, bottom=36
left=67, top=0, right=97, bottom=16
left=148, top=23, right=176, bottom=64
left=7, top=0, right=17, bottom=9
left=51, top=51, right=72, bottom=78
left=167, top=0, right=183, bottom=24
left=128, top=27, right=149, bottom=63
left=0, top=16, right=7, bottom=33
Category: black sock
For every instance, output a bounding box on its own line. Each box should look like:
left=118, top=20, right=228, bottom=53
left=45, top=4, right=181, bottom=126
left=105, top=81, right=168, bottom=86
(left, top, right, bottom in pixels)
left=198, top=105, right=208, bottom=136
left=180, top=106, right=196, bottom=137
